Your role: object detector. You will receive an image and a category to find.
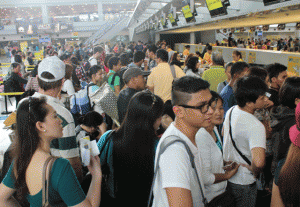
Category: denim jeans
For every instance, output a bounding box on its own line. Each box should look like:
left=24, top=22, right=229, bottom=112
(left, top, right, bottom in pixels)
left=227, top=182, right=257, bottom=207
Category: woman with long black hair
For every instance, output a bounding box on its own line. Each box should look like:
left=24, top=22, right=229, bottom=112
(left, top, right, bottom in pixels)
left=97, top=91, right=164, bottom=206
left=0, top=97, right=102, bottom=207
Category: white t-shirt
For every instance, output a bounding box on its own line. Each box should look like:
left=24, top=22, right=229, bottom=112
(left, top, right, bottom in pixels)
left=11, top=56, right=15, bottom=63
left=153, top=123, right=206, bottom=207
left=62, top=79, right=75, bottom=96
left=58, top=49, right=64, bottom=57
left=196, top=127, right=226, bottom=202
left=223, top=106, right=266, bottom=185
left=105, top=45, right=111, bottom=54
left=89, top=56, right=97, bottom=67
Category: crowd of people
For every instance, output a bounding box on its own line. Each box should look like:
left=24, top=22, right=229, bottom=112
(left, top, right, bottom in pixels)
left=213, top=33, right=300, bottom=52
left=0, top=37, right=299, bottom=207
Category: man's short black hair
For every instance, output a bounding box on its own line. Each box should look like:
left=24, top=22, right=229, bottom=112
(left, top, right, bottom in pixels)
left=207, top=45, right=212, bottom=51
left=120, top=53, right=130, bottom=66
left=11, top=49, right=16, bottom=56
left=172, top=76, right=210, bottom=106
left=108, top=56, right=120, bottom=70
left=266, top=63, right=287, bottom=83
left=88, top=65, right=102, bottom=78
left=148, top=45, right=158, bottom=54
left=279, top=77, right=300, bottom=109
left=156, top=49, right=168, bottom=62
left=230, top=62, right=249, bottom=77
left=234, top=76, right=268, bottom=107
left=185, top=45, right=190, bottom=48
left=93, top=46, right=103, bottom=55
left=247, top=67, right=268, bottom=82
left=133, top=51, right=145, bottom=63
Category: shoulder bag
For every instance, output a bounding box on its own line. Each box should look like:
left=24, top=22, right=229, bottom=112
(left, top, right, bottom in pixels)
left=42, top=156, right=58, bottom=207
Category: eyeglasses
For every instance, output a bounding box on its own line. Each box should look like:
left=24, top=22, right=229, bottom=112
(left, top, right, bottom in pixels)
left=179, top=97, right=216, bottom=114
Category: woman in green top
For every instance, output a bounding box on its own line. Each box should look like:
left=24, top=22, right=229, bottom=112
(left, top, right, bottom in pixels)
left=0, top=97, right=102, bottom=207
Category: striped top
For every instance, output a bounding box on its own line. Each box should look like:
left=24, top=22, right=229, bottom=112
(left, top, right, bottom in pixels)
left=32, top=92, right=79, bottom=159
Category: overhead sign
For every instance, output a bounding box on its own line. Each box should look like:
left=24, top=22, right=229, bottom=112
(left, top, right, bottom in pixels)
left=181, top=0, right=195, bottom=23
left=206, top=0, right=223, bottom=11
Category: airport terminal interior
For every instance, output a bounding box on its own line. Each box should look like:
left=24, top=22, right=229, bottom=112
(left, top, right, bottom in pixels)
left=0, top=0, right=300, bottom=206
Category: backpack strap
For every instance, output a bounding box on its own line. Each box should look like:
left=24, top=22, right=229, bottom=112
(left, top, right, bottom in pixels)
left=147, top=135, right=208, bottom=207
left=111, top=73, right=120, bottom=86
left=87, top=82, right=96, bottom=109
left=229, top=107, right=251, bottom=165
left=170, top=65, right=176, bottom=80
left=223, top=80, right=227, bottom=87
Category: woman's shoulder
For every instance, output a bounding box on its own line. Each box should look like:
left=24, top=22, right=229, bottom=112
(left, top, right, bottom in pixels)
left=97, top=130, right=114, bottom=149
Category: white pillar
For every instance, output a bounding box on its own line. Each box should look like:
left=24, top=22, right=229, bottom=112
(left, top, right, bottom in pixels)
left=155, top=33, right=160, bottom=43
left=98, top=2, right=104, bottom=21
left=190, top=32, right=196, bottom=44
left=41, top=5, right=49, bottom=24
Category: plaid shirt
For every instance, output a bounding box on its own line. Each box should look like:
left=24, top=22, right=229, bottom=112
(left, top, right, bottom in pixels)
left=75, top=66, right=89, bottom=83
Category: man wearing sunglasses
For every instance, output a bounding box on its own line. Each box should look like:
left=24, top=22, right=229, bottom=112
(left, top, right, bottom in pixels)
left=152, top=76, right=213, bottom=207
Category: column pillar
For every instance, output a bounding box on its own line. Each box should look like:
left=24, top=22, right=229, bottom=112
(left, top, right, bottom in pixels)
left=155, top=33, right=160, bottom=43
left=41, top=5, right=49, bottom=24
left=190, top=32, right=196, bottom=44
left=98, top=2, right=104, bottom=21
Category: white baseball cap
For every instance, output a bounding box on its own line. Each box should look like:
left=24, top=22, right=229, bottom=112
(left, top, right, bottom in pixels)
left=38, top=56, right=65, bottom=82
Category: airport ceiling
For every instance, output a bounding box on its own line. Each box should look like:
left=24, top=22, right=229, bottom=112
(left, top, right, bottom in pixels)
left=129, top=0, right=300, bottom=32
left=0, top=2, right=136, bottom=19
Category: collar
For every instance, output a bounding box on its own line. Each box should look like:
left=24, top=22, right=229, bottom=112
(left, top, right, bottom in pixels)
left=210, top=65, right=224, bottom=69
left=109, top=70, right=116, bottom=74
left=33, top=92, right=64, bottom=107
left=166, top=123, right=198, bottom=154
left=158, top=62, right=169, bottom=66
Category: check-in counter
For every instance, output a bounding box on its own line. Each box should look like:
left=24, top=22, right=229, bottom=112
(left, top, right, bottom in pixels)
left=175, top=43, right=300, bottom=76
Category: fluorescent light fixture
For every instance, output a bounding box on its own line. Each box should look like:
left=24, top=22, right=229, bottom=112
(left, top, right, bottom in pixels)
left=270, top=24, right=278, bottom=27
left=195, top=3, right=201, bottom=5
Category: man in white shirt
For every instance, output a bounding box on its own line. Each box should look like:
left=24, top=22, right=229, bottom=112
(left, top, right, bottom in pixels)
left=223, top=76, right=268, bottom=207
left=153, top=76, right=214, bottom=207
left=10, top=49, right=16, bottom=63
left=105, top=42, right=111, bottom=55
left=89, top=46, right=104, bottom=67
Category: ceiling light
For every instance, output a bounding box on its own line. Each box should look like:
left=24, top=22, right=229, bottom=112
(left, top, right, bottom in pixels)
left=195, top=3, right=201, bottom=5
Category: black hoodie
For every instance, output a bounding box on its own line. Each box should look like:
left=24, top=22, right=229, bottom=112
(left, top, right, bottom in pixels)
left=270, top=105, right=295, bottom=172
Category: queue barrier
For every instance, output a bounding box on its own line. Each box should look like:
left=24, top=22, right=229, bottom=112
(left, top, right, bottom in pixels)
left=0, top=92, right=24, bottom=115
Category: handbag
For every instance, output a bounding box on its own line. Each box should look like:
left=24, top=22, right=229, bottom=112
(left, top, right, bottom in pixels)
left=148, top=135, right=208, bottom=207
left=90, top=83, right=120, bottom=126
left=42, top=156, right=58, bottom=207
